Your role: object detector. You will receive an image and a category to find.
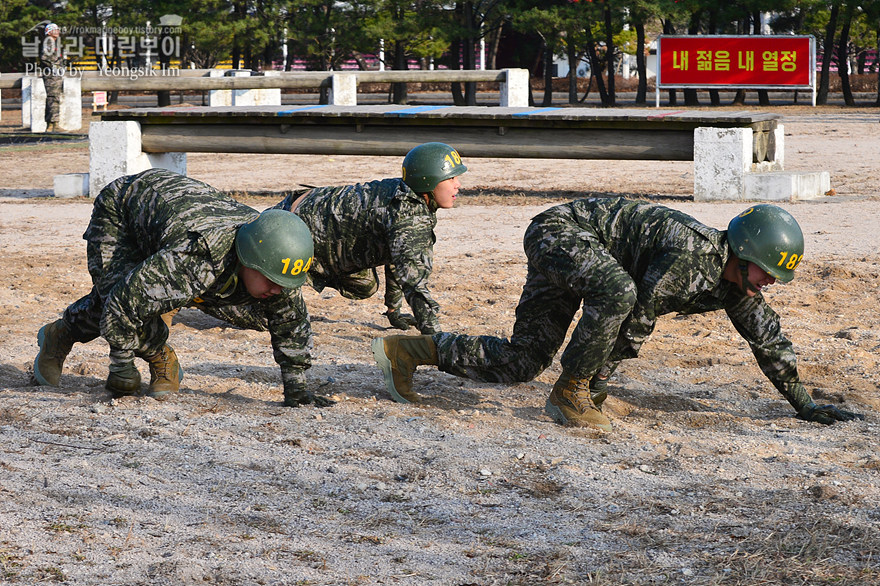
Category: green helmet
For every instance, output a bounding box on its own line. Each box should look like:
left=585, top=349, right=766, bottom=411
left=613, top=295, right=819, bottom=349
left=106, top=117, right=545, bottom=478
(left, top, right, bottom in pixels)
left=727, top=204, right=804, bottom=283
left=402, top=142, right=467, bottom=193
left=235, top=209, right=314, bottom=289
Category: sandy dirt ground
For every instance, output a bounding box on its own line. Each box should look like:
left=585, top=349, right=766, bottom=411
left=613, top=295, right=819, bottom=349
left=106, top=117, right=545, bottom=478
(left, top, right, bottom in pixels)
left=1, top=104, right=879, bottom=585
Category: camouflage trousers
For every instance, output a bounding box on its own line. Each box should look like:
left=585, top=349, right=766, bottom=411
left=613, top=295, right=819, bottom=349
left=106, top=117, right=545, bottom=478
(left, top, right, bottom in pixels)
left=309, top=266, right=379, bottom=300
left=43, top=75, right=62, bottom=124
left=434, top=216, right=637, bottom=383
left=62, top=186, right=170, bottom=363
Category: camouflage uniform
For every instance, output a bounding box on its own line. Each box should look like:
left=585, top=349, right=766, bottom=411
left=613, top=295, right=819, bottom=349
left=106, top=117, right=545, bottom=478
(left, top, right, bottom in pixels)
left=40, top=35, right=64, bottom=125
left=274, top=178, right=442, bottom=333
left=60, top=169, right=312, bottom=391
left=434, top=197, right=813, bottom=412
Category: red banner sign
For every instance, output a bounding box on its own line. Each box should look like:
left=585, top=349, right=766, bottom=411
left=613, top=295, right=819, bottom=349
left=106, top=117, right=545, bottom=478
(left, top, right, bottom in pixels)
left=658, top=36, right=814, bottom=88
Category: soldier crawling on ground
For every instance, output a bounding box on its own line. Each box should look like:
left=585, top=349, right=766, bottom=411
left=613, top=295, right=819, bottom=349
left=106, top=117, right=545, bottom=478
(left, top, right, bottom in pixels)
left=372, top=198, right=865, bottom=430
left=32, top=168, right=333, bottom=408
left=273, top=141, right=467, bottom=333
left=160, top=142, right=467, bottom=335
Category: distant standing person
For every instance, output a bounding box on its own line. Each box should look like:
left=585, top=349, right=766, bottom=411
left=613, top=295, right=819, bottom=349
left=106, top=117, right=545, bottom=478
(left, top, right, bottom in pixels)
left=41, top=22, right=64, bottom=132
left=371, top=199, right=864, bottom=430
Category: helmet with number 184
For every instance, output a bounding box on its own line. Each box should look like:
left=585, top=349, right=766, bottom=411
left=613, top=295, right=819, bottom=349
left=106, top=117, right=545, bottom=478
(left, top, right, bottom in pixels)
left=402, top=142, right=468, bottom=193
left=235, top=209, right=314, bottom=288
left=727, top=204, right=804, bottom=282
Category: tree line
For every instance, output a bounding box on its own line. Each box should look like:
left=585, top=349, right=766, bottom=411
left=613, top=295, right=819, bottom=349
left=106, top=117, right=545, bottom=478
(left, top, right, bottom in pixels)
left=2, top=0, right=879, bottom=106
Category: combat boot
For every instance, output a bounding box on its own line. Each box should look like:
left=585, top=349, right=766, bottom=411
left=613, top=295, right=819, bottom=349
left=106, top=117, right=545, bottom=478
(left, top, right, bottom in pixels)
left=545, top=371, right=613, bottom=431
left=33, top=319, right=75, bottom=386
left=371, top=335, right=438, bottom=403
left=143, top=345, right=183, bottom=400
left=106, top=361, right=142, bottom=397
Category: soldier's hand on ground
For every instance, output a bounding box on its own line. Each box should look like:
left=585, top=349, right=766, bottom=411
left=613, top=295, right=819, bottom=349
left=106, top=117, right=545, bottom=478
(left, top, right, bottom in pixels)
left=797, top=402, right=865, bottom=425
left=283, top=385, right=336, bottom=408
left=385, top=309, right=416, bottom=330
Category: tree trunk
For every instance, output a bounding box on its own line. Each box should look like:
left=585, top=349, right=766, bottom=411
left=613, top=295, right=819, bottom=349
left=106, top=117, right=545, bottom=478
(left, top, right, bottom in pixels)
left=604, top=3, right=615, bottom=106
left=542, top=43, right=553, bottom=106
left=585, top=42, right=609, bottom=105
left=635, top=21, right=647, bottom=104
left=391, top=40, right=408, bottom=104
left=818, top=3, right=840, bottom=105
left=157, top=35, right=171, bottom=107
left=462, top=1, right=477, bottom=106
left=486, top=24, right=502, bottom=70
left=751, top=11, right=770, bottom=105
left=567, top=44, right=578, bottom=105
left=662, top=19, right=676, bottom=105
left=838, top=2, right=855, bottom=106
left=450, top=40, right=465, bottom=106
left=684, top=13, right=700, bottom=105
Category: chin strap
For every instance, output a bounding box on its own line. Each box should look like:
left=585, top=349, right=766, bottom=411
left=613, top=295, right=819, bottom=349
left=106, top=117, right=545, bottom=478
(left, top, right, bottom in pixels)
left=422, top=191, right=439, bottom=213
left=738, top=261, right=762, bottom=295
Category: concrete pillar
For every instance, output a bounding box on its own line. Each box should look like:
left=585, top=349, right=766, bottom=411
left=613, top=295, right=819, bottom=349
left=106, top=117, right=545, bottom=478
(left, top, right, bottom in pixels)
left=89, top=120, right=187, bottom=197
left=22, top=76, right=47, bottom=132
left=500, top=68, right=529, bottom=108
left=21, top=77, right=33, bottom=128
left=59, top=76, right=82, bottom=131
left=329, top=73, right=357, bottom=106
left=693, top=127, right=751, bottom=201
left=255, top=70, right=282, bottom=106
left=208, top=69, right=232, bottom=107
left=230, top=70, right=256, bottom=106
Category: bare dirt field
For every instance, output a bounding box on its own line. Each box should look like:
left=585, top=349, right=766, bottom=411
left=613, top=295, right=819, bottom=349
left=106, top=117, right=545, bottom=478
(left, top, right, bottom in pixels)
left=1, top=104, right=879, bottom=585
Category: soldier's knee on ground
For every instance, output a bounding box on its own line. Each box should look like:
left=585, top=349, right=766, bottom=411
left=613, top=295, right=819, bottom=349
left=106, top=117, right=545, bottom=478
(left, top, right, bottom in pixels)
left=337, top=268, right=380, bottom=300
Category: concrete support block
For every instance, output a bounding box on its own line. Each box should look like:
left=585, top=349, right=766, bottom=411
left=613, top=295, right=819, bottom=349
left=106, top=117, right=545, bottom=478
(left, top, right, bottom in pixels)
left=54, top=173, right=90, bottom=198
left=208, top=69, right=232, bottom=107
left=501, top=68, right=529, bottom=107
left=59, top=76, right=82, bottom=131
left=231, top=70, right=256, bottom=106
left=330, top=74, right=357, bottom=106
left=23, top=76, right=47, bottom=132
left=89, top=120, right=187, bottom=197
left=694, top=127, right=752, bottom=201
left=209, top=69, right=259, bottom=106
left=743, top=171, right=830, bottom=201
left=255, top=71, right=282, bottom=106
left=771, top=123, right=785, bottom=169
left=21, top=77, right=33, bottom=128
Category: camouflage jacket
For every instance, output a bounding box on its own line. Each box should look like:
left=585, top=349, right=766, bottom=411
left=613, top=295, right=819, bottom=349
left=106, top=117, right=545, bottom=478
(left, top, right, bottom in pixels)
left=40, top=36, right=64, bottom=71
left=534, top=197, right=811, bottom=410
left=88, top=169, right=311, bottom=386
left=274, top=178, right=441, bottom=333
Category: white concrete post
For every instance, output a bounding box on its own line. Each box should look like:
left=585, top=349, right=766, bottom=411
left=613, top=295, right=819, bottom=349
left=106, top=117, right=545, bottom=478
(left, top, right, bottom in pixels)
left=89, top=120, right=187, bottom=197
left=500, top=68, right=529, bottom=107
left=693, top=127, right=752, bottom=201
left=329, top=74, right=357, bottom=106
left=771, top=123, right=785, bottom=169
left=230, top=70, right=256, bottom=106
left=21, top=77, right=33, bottom=128
left=208, top=69, right=232, bottom=107
left=255, top=70, right=282, bottom=106
left=59, top=76, right=82, bottom=131
left=23, top=76, right=48, bottom=132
